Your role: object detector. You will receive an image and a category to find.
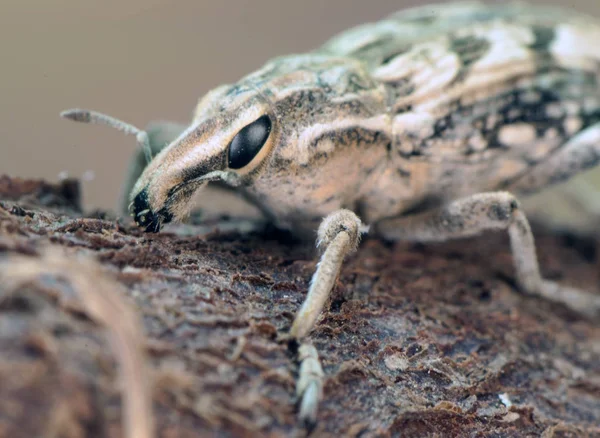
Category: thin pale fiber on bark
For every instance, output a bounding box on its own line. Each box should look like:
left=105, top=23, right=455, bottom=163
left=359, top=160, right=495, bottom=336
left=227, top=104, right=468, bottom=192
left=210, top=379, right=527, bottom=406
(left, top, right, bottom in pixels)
left=0, top=174, right=599, bottom=437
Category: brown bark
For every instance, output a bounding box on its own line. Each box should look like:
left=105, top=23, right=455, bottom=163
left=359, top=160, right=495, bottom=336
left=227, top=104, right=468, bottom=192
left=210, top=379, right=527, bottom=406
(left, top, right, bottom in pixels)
left=0, top=174, right=599, bottom=437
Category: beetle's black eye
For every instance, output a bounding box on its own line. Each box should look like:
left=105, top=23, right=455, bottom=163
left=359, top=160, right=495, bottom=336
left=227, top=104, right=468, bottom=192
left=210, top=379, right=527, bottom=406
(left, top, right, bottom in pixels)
left=228, top=115, right=272, bottom=169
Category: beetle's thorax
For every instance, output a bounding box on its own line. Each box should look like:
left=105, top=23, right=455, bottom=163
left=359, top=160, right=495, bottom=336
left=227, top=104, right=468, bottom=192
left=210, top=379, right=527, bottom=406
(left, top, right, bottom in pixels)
left=236, top=54, right=402, bottom=232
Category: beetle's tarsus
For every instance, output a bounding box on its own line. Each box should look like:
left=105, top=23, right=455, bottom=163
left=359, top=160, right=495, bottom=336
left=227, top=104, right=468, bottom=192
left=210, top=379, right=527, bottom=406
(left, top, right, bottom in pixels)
left=538, top=280, right=600, bottom=319
left=296, top=343, right=324, bottom=431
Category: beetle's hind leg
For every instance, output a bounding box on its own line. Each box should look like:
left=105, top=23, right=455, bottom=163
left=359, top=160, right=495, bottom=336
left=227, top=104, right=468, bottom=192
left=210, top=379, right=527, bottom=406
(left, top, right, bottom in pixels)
left=375, top=191, right=600, bottom=318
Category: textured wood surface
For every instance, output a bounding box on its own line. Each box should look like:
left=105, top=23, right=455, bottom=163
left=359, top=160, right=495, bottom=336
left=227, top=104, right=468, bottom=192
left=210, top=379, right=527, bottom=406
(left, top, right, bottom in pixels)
left=0, top=175, right=598, bottom=437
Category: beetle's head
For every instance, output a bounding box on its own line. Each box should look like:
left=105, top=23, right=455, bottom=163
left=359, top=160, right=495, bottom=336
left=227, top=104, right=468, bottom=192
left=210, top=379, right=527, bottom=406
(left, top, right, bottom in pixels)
left=130, top=55, right=387, bottom=232
left=63, top=54, right=387, bottom=232
left=128, top=86, right=277, bottom=232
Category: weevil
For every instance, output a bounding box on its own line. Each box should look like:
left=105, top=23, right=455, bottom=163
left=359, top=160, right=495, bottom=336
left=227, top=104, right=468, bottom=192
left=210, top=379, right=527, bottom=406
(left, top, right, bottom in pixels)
left=62, top=1, right=600, bottom=427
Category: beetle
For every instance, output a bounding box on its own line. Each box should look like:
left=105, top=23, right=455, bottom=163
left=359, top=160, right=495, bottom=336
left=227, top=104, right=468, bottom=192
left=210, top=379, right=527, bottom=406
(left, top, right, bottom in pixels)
left=62, top=1, right=600, bottom=426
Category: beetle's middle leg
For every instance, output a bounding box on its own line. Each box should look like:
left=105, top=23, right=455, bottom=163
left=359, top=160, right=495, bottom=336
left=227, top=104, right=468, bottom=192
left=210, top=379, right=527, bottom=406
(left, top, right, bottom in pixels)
left=375, top=191, right=600, bottom=318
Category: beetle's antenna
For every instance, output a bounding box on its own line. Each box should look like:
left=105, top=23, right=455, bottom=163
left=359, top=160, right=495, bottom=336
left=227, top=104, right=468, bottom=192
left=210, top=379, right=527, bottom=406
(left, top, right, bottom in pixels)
left=61, top=108, right=153, bottom=164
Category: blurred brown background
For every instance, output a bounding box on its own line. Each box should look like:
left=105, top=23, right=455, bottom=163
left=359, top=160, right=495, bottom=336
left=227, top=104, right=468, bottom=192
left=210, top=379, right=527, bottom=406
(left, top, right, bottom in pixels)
left=1, top=0, right=599, bottom=212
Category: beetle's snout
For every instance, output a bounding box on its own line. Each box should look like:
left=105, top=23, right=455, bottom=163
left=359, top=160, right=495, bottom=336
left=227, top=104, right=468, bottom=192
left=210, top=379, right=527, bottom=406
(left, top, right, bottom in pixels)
left=131, top=187, right=172, bottom=233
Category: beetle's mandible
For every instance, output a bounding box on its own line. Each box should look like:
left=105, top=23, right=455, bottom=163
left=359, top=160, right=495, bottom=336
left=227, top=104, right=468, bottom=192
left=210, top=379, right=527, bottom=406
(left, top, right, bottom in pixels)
left=61, top=1, right=600, bottom=428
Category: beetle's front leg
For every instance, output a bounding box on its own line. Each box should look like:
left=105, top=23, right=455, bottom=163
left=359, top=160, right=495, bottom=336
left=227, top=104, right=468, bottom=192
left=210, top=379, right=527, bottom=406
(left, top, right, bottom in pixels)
left=375, top=192, right=600, bottom=318
left=290, top=209, right=362, bottom=428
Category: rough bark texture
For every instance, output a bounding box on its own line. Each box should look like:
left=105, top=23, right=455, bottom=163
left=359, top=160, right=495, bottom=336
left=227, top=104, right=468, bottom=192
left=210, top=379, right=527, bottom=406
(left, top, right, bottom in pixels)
left=0, top=174, right=599, bottom=438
